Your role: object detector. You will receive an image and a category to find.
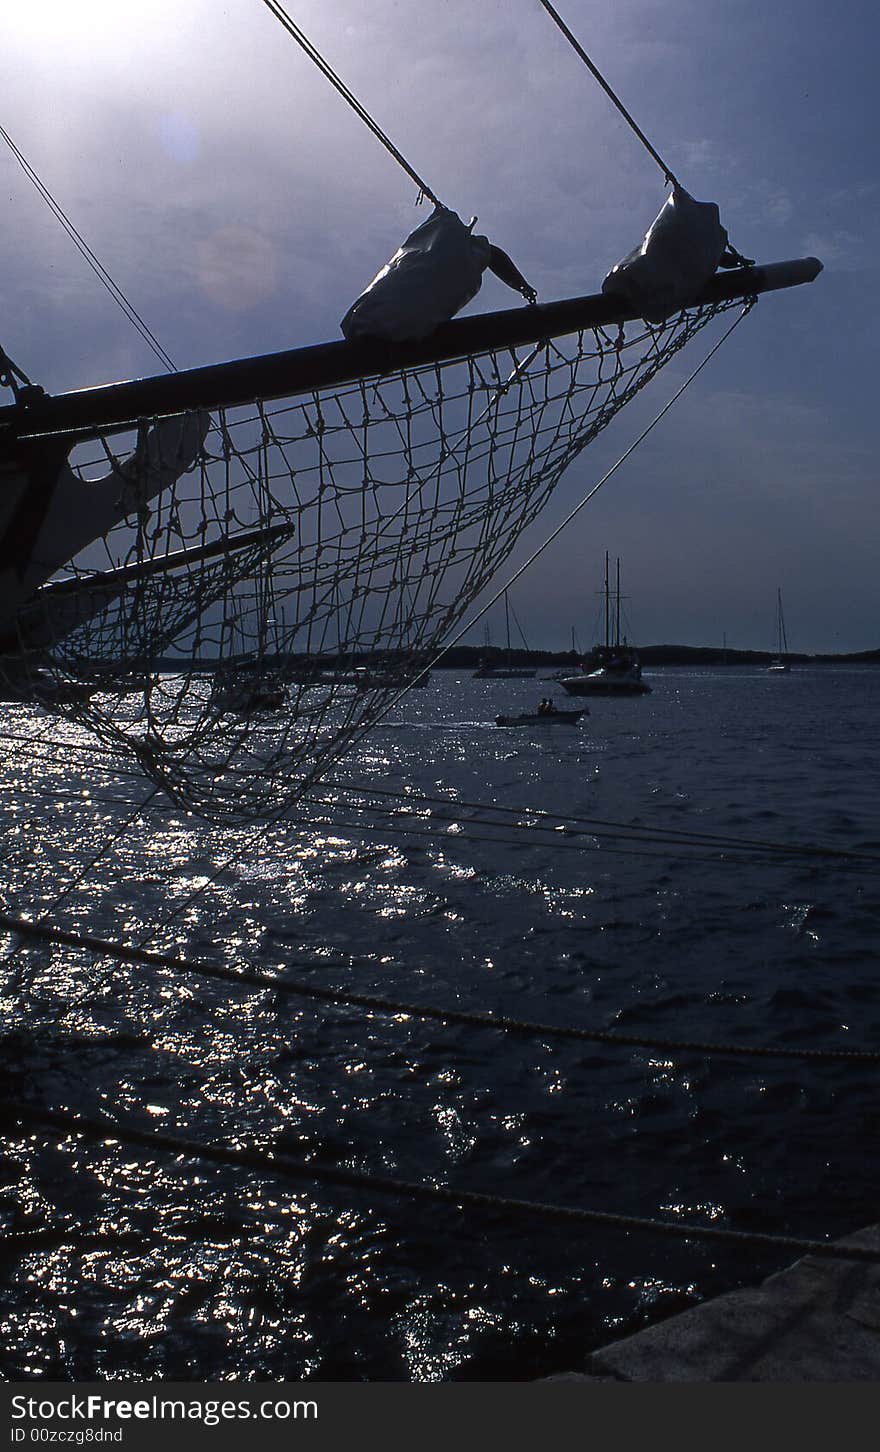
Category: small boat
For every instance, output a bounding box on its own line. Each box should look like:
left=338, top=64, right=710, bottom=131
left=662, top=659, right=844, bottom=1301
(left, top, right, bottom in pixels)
left=767, top=588, right=791, bottom=672
left=315, top=667, right=381, bottom=686
left=0, top=666, right=97, bottom=707
left=496, top=707, right=586, bottom=726
left=559, top=553, right=652, bottom=696
left=316, top=665, right=429, bottom=689
left=212, top=668, right=288, bottom=715
left=475, top=664, right=537, bottom=679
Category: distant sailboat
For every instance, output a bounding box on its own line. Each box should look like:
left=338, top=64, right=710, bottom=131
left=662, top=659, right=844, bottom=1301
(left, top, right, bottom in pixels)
left=768, top=588, right=790, bottom=672
left=559, top=553, right=651, bottom=696
left=473, top=590, right=536, bottom=678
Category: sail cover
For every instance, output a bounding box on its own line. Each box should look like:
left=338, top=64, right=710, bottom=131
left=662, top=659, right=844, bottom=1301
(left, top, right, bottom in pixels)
left=340, top=206, right=493, bottom=342
left=602, top=186, right=731, bottom=324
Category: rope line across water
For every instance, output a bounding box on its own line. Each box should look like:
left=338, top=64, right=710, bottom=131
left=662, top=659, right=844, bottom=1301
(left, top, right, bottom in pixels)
left=1, top=911, right=876, bottom=1064
left=7, top=1102, right=880, bottom=1265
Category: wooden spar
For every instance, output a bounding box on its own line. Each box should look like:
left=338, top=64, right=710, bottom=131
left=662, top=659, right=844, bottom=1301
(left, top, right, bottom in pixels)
left=0, top=257, right=822, bottom=445
left=38, top=518, right=295, bottom=598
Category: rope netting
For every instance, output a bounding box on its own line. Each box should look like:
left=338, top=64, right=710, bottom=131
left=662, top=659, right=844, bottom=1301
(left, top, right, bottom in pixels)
left=14, top=295, right=751, bottom=821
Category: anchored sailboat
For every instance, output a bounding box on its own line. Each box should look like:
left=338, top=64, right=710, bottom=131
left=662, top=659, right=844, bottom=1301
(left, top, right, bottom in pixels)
left=768, top=588, right=791, bottom=672
left=560, top=553, right=651, bottom=696
left=473, top=590, right=536, bottom=678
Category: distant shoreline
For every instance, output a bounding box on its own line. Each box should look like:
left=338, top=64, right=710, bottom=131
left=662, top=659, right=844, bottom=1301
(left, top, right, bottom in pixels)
left=432, top=644, right=880, bottom=668
left=151, top=645, right=880, bottom=671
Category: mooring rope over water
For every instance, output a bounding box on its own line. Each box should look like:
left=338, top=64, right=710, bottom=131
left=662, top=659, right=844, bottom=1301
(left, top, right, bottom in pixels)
left=4, top=720, right=880, bottom=872
left=4, top=720, right=879, bottom=874
left=304, top=807, right=880, bottom=875
left=316, top=785, right=880, bottom=867
left=2, top=910, right=878, bottom=1064
left=7, top=1101, right=880, bottom=1264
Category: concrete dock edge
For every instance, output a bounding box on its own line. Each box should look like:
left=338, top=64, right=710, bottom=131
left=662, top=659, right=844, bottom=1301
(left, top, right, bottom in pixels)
left=544, top=1224, right=880, bottom=1382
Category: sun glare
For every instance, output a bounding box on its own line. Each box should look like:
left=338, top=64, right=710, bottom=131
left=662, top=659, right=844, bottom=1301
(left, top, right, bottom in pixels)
left=9, top=2, right=167, bottom=60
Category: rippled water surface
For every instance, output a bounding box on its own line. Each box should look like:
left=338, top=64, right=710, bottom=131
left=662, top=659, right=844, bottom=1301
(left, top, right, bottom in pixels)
left=2, top=665, right=879, bottom=1380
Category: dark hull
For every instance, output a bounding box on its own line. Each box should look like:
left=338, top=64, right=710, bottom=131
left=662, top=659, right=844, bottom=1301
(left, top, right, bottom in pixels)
left=474, top=669, right=537, bottom=679
left=495, top=709, right=585, bottom=726
left=560, top=676, right=651, bottom=696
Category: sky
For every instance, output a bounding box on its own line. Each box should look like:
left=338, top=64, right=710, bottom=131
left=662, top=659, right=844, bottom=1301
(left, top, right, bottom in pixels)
left=2, top=0, right=877, bottom=652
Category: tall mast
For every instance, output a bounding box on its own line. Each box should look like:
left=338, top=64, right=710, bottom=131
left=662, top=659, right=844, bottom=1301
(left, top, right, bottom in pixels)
left=778, top=588, right=788, bottom=656
left=604, top=551, right=610, bottom=649
left=616, top=556, right=621, bottom=647
left=504, top=589, right=511, bottom=652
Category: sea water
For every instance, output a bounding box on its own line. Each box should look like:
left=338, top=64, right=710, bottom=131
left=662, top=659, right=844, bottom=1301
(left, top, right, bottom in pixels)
left=1, top=665, right=879, bottom=1380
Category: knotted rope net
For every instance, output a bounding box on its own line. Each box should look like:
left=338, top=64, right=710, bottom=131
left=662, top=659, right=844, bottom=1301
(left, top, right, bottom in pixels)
left=19, top=295, right=751, bottom=821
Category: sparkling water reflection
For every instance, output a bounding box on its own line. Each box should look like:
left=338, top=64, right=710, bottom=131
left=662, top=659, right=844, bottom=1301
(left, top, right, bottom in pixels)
left=1, top=666, right=880, bottom=1379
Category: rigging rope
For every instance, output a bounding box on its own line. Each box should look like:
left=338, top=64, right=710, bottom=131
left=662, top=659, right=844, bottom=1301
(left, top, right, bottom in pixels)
left=301, top=806, right=880, bottom=875
left=8, top=1101, right=880, bottom=1264
left=4, top=722, right=879, bottom=873
left=5, top=716, right=880, bottom=873
left=0, top=342, right=36, bottom=400
left=535, top=0, right=679, bottom=186
left=2, top=911, right=876, bottom=1064
left=257, top=0, right=441, bottom=205
left=534, top=3, right=754, bottom=269
left=0, top=123, right=176, bottom=373
left=324, top=782, right=880, bottom=867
